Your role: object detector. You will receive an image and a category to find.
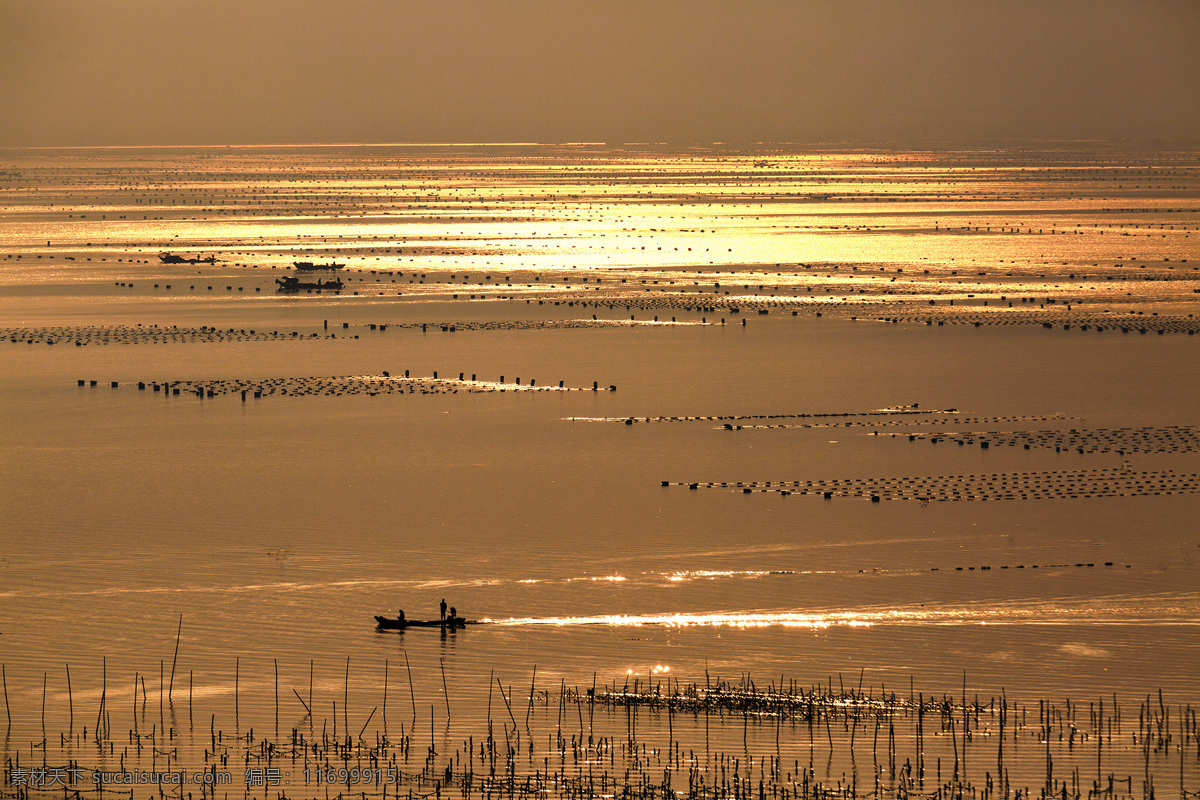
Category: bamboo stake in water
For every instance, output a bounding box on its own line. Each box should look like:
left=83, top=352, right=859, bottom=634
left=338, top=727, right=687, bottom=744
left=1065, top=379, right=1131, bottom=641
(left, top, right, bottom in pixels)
left=998, top=689, right=1006, bottom=780
left=382, top=658, right=389, bottom=730
left=440, top=658, right=451, bottom=721
left=66, top=663, right=73, bottom=730
left=404, top=651, right=416, bottom=719
left=274, top=658, right=279, bottom=733
left=344, top=656, right=350, bottom=733
left=556, top=678, right=564, bottom=739
left=292, top=689, right=311, bottom=715
left=357, top=706, right=377, bottom=740
left=525, top=665, right=537, bottom=728
left=670, top=686, right=675, bottom=750
left=962, top=670, right=969, bottom=778
left=95, top=656, right=107, bottom=741
left=168, top=615, right=182, bottom=699
left=234, top=657, right=239, bottom=724
left=497, top=676, right=518, bottom=729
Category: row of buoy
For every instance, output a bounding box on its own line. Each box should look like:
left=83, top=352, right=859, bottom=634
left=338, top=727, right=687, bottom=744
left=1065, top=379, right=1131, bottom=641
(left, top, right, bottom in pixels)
left=516, top=291, right=1200, bottom=335
left=929, top=562, right=1122, bottom=571
left=598, top=407, right=937, bottom=425
left=732, top=414, right=1069, bottom=431
left=903, top=425, right=1200, bottom=454
left=78, top=375, right=616, bottom=398
left=665, top=468, right=1200, bottom=502
left=4, top=318, right=665, bottom=347
left=876, top=308, right=1200, bottom=334
left=7, top=274, right=1196, bottom=339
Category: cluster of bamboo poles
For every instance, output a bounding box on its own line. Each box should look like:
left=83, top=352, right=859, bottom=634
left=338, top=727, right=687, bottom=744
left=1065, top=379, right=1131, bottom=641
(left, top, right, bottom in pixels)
left=3, top=639, right=1197, bottom=800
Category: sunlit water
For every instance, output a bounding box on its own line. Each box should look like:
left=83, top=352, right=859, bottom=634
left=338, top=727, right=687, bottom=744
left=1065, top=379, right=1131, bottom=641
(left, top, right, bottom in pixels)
left=1, top=145, right=1198, bottom=797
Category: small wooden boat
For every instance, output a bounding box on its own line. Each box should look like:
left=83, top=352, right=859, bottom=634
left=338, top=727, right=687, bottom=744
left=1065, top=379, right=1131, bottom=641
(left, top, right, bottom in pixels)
left=276, top=275, right=343, bottom=292
left=294, top=261, right=345, bottom=271
left=374, top=615, right=473, bottom=630
left=160, top=253, right=216, bottom=264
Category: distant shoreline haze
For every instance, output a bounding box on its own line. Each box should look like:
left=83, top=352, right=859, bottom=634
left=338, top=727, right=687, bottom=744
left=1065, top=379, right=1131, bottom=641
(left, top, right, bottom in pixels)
left=1, top=0, right=1198, bottom=147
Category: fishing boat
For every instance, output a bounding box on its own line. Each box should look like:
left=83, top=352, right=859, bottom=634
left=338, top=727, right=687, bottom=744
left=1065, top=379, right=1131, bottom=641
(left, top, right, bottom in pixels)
left=160, top=253, right=216, bottom=264
left=374, top=615, right=473, bottom=630
left=293, top=261, right=345, bottom=271
left=276, top=275, right=343, bottom=292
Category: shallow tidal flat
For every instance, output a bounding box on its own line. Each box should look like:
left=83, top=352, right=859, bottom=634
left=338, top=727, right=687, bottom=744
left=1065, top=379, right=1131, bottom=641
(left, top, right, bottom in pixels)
left=0, top=144, right=1198, bottom=799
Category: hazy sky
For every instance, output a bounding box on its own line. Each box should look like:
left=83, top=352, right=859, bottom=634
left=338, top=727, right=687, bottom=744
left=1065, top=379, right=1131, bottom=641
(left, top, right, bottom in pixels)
left=2, top=0, right=1198, bottom=147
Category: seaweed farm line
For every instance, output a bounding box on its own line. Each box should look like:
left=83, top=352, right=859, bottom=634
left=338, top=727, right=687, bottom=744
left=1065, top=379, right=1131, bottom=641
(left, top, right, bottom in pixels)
left=3, top=661, right=1198, bottom=800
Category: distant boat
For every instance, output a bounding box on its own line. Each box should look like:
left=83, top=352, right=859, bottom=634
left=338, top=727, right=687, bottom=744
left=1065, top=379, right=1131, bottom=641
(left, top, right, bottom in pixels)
left=160, top=253, right=216, bottom=264
left=293, top=261, right=345, bottom=271
left=374, top=615, right=473, bottom=630
left=276, top=276, right=343, bottom=292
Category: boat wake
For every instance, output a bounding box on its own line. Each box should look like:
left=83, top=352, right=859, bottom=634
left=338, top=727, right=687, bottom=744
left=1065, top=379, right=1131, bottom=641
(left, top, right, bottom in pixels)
left=483, top=594, right=1200, bottom=629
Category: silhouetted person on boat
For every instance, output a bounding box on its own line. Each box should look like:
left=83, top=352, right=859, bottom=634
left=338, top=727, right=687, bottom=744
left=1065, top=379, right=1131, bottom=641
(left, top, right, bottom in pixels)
left=449, top=606, right=457, bottom=622
left=440, top=598, right=447, bottom=621
left=397, top=609, right=405, bottom=623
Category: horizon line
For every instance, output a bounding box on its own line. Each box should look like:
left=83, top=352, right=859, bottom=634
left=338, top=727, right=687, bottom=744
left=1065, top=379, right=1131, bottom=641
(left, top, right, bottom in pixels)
left=3, top=137, right=1198, bottom=154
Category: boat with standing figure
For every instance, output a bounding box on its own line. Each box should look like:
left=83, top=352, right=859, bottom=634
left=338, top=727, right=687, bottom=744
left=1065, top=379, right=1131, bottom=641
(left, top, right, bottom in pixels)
left=374, top=615, right=473, bottom=630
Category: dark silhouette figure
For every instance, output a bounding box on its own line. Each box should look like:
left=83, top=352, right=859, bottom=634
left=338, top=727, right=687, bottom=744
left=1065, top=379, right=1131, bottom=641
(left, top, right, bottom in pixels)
left=397, top=609, right=405, bottom=623
left=440, top=598, right=447, bottom=621
left=449, top=606, right=457, bottom=621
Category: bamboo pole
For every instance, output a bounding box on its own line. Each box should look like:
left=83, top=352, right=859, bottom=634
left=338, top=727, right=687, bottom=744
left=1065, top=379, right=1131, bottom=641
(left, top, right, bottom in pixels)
left=556, top=677, right=564, bottom=740
left=440, top=658, right=451, bottom=721
left=357, top=706, right=377, bottom=740
left=66, top=663, right=73, bottom=730
left=168, top=615, right=182, bottom=699
left=497, top=676, right=518, bottom=729
left=525, top=665, right=537, bottom=728
left=404, top=651, right=416, bottom=719
left=962, top=670, right=969, bottom=778
left=292, top=689, right=311, bottom=715
left=95, top=656, right=106, bottom=741
left=576, top=687, right=584, bottom=739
